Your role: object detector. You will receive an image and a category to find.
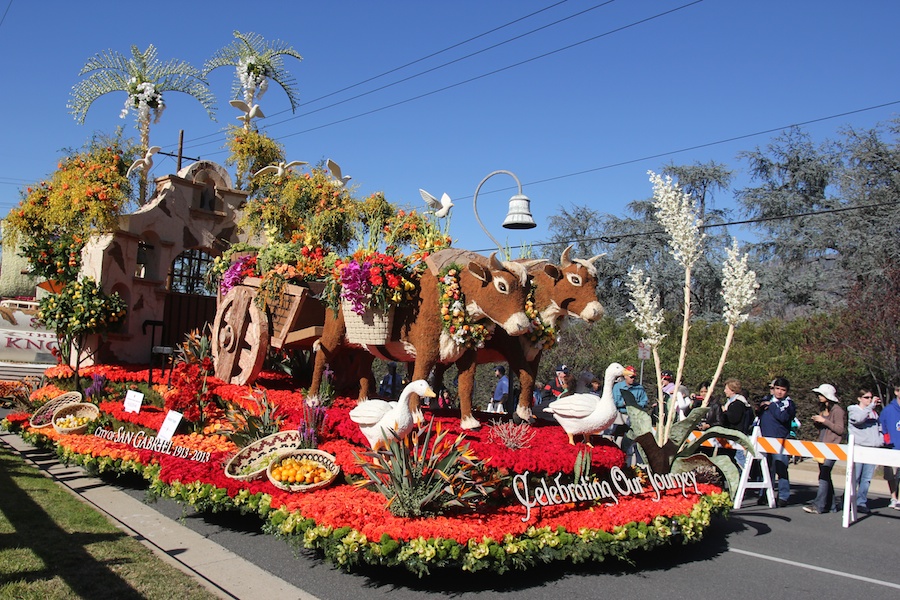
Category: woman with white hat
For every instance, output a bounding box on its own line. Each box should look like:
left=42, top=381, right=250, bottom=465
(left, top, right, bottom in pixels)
left=804, top=384, right=845, bottom=514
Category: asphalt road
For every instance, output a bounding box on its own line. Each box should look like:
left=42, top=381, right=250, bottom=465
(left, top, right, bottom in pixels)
left=109, top=472, right=899, bottom=600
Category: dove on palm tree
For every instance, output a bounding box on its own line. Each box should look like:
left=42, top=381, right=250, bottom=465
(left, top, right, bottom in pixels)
left=326, top=159, right=352, bottom=187
left=419, top=189, right=454, bottom=219
left=253, top=160, right=307, bottom=179
left=229, top=99, right=265, bottom=126
left=126, top=146, right=161, bottom=178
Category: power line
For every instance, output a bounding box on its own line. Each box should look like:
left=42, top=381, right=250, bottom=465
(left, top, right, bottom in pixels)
left=474, top=198, right=900, bottom=254
left=0, top=0, right=13, bottom=30
left=176, top=0, right=585, bottom=148
left=180, top=0, right=702, bottom=153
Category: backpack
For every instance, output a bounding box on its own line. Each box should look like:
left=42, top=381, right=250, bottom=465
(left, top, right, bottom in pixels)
left=738, top=401, right=755, bottom=434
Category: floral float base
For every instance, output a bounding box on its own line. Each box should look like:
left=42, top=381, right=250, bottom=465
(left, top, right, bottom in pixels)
left=3, top=365, right=731, bottom=577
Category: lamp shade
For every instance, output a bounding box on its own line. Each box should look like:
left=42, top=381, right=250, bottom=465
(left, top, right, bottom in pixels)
left=501, top=193, right=536, bottom=229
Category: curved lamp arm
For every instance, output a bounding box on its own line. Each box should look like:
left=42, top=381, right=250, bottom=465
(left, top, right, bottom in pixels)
left=472, top=170, right=526, bottom=253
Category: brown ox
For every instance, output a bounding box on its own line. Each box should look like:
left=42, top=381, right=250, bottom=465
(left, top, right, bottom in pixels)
left=308, top=249, right=532, bottom=412
left=434, top=246, right=604, bottom=429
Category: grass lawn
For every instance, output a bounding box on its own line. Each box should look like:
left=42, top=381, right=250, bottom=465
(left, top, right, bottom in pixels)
left=0, top=445, right=219, bottom=600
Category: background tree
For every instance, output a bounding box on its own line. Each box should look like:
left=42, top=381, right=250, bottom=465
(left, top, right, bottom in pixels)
left=662, top=161, right=733, bottom=219
left=68, top=44, right=216, bottom=202
left=831, top=117, right=900, bottom=280
left=542, top=166, right=732, bottom=318
left=735, top=127, right=845, bottom=316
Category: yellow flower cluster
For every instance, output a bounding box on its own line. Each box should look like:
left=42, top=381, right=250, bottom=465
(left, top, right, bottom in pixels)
left=523, top=288, right=557, bottom=350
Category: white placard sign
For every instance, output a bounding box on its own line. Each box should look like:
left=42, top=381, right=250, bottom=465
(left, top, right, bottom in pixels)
left=156, top=410, right=183, bottom=442
left=123, top=390, right=144, bottom=413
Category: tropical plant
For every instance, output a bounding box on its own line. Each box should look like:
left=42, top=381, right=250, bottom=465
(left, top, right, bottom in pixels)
left=68, top=44, right=216, bottom=201
left=220, top=388, right=285, bottom=448
left=353, top=420, right=498, bottom=517
left=203, top=30, right=303, bottom=112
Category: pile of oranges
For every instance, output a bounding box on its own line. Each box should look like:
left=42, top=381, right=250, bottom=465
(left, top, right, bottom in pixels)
left=270, top=456, right=333, bottom=486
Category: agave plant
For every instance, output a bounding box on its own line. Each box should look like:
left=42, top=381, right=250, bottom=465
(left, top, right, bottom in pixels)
left=626, top=403, right=754, bottom=495
left=353, top=419, right=498, bottom=518
left=487, top=419, right=536, bottom=450
left=220, top=388, right=285, bottom=448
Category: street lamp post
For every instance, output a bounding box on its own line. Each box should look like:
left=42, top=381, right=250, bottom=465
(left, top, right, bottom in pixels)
left=472, top=170, right=536, bottom=253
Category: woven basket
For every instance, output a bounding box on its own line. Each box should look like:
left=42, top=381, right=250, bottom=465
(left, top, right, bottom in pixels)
left=266, top=449, right=340, bottom=492
left=29, top=391, right=83, bottom=429
left=342, top=300, right=394, bottom=345
left=224, top=430, right=305, bottom=482
left=51, top=402, right=100, bottom=435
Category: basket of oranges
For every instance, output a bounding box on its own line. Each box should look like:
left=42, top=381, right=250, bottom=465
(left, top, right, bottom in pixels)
left=266, top=449, right=340, bottom=492
left=224, top=430, right=305, bottom=482
left=52, top=402, right=100, bottom=435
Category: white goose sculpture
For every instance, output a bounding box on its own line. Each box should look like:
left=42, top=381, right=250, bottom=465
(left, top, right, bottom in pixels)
left=545, top=362, right=623, bottom=446
left=349, top=379, right=436, bottom=450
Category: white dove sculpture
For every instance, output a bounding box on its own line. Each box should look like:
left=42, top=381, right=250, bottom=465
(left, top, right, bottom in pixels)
left=419, top=189, right=454, bottom=219
left=229, top=99, right=265, bottom=126
left=326, top=158, right=352, bottom=187
left=252, top=160, right=308, bottom=179
left=126, top=146, right=161, bottom=178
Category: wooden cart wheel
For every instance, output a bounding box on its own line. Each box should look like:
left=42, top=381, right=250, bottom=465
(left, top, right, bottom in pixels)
left=212, top=286, right=269, bottom=385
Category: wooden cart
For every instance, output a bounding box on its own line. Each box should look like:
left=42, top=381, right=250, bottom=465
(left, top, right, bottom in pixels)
left=211, top=277, right=326, bottom=385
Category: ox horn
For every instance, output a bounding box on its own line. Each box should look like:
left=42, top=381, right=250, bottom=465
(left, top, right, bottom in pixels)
left=586, top=253, right=606, bottom=265
left=489, top=252, right=504, bottom=271
left=560, top=245, right=573, bottom=268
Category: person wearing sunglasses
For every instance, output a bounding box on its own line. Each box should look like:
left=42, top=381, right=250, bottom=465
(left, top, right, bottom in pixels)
left=848, top=388, right=882, bottom=513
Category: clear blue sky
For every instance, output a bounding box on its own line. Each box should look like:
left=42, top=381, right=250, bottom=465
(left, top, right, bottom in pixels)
left=1, top=0, right=898, bottom=254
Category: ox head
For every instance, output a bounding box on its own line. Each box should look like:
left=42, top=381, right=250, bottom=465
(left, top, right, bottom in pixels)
left=535, top=246, right=605, bottom=323
left=461, top=253, right=532, bottom=335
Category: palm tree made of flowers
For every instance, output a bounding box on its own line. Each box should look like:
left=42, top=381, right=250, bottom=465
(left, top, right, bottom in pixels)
left=203, top=31, right=303, bottom=187
left=68, top=44, right=216, bottom=203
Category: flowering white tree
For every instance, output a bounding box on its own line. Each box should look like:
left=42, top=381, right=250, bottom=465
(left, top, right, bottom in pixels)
left=648, top=170, right=704, bottom=442
left=68, top=44, right=216, bottom=201
left=625, top=267, right=666, bottom=426
left=703, top=239, right=759, bottom=405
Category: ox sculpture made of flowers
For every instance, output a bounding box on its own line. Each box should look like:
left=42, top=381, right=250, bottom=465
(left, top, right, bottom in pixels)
left=308, top=249, right=532, bottom=420
left=432, top=246, right=605, bottom=429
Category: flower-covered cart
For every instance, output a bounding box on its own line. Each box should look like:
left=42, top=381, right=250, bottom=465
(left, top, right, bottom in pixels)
left=213, top=275, right=326, bottom=385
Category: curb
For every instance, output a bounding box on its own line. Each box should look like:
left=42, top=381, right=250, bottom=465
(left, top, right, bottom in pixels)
left=0, top=432, right=317, bottom=600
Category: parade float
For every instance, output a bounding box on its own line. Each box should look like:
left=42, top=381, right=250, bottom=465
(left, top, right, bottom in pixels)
left=0, top=35, right=755, bottom=577
left=0, top=166, right=745, bottom=576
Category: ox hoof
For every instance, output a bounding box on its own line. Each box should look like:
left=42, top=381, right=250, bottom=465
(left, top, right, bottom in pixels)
left=515, top=406, right=533, bottom=423
left=412, top=409, right=425, bottom=426
left=460, top=415, right=481, bottom=430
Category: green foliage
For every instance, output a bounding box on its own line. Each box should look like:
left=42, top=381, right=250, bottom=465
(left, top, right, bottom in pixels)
left=5, top=133, right=136, bottom=283
left=224, top=125, right=285, bottom=190
left=542, top=313, right=865, bottom=439
left=175, top=327, right=212, bottom=367
left=238, top=163, right=358, bottom=249
left=573, top=450, right=591, bottom=484
left=353, top=420, right=497, bottom=518
left=220, top=388, right=285, bottom=448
